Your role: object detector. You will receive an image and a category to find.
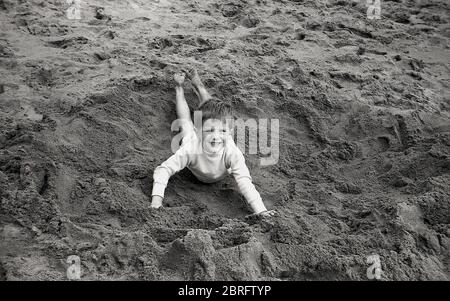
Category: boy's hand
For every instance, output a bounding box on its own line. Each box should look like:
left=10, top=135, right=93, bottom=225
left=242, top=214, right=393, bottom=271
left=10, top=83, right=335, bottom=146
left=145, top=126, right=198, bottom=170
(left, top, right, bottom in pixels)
left=151, top=195, right=163, bottom=209
left=257, top=210, right=276, bottom=217
left=174, top=72, right=185, bottom=85
left=244, top=210, right=277, bottom=224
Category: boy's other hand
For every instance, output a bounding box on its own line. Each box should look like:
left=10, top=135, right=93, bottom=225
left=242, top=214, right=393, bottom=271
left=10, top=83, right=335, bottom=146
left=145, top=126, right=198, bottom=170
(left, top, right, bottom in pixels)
left=151, top=195, right=163, bottom=209
left=258, top=210, right=276, bottom=217
left=244, top=210, right=277, bottom=224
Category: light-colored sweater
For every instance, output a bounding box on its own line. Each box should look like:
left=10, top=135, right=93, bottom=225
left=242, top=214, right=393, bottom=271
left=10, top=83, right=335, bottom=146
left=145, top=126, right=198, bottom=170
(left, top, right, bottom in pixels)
left=151, top=135, right=267, bottom=214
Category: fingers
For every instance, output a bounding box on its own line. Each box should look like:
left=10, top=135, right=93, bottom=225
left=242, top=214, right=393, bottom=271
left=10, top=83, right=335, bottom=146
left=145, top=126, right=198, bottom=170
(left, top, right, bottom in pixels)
left=265, top=211, right=275, bottom=217
left=260, top=210, right=276, bottom=217
left=243, top=210, right=277, bottom=223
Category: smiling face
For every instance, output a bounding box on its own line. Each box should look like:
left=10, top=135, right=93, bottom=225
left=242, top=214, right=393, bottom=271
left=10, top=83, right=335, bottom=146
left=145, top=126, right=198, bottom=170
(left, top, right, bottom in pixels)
left=201, top=118, right=232, bottom=154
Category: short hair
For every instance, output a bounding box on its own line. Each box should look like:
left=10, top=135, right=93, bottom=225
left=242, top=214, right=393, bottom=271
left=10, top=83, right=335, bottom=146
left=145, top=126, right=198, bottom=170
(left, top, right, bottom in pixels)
left=197, top=97, right=233, bottom=123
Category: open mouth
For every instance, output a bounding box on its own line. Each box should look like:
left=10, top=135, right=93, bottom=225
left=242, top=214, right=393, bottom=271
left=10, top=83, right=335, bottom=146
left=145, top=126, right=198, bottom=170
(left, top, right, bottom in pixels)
left=210, top=140, right=223, bottom=147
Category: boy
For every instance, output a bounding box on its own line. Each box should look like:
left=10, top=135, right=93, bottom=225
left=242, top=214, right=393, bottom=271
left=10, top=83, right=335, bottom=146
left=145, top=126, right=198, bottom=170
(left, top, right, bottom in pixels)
left=151, top=69, right=274, bottom=217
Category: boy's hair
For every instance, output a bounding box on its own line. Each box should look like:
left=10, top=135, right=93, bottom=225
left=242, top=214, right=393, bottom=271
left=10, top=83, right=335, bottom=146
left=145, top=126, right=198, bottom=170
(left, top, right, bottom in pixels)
left=198, top=97, right=233, bottom=123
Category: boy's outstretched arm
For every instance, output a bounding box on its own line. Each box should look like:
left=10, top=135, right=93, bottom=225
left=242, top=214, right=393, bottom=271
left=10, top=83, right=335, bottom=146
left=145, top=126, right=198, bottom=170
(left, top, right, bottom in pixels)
left=226, top=145, right=269, bottom=215
left=151, top=145, right=192, bottom=208
left=151, top=195, right=163, bottom=208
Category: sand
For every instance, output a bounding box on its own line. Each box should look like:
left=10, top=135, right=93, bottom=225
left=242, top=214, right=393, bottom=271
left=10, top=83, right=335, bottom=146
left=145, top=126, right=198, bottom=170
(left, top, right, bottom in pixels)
left=0, top=0, right=449, bottom=280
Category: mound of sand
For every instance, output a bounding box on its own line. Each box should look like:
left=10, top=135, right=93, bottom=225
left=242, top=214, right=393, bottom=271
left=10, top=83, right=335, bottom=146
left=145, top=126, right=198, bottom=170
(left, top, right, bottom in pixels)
left=0, top=0, right=449, bottom=280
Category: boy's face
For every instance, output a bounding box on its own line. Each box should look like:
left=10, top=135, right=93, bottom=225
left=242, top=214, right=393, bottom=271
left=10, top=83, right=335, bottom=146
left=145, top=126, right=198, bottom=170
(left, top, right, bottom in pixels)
left=201, top=118, right=232, bottom=154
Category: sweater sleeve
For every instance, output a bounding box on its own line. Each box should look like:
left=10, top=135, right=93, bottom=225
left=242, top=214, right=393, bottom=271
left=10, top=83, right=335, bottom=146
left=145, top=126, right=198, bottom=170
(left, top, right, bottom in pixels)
left=226, top=144, right=267, bottom=214
left=152, top=143, right=193, bottom=198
